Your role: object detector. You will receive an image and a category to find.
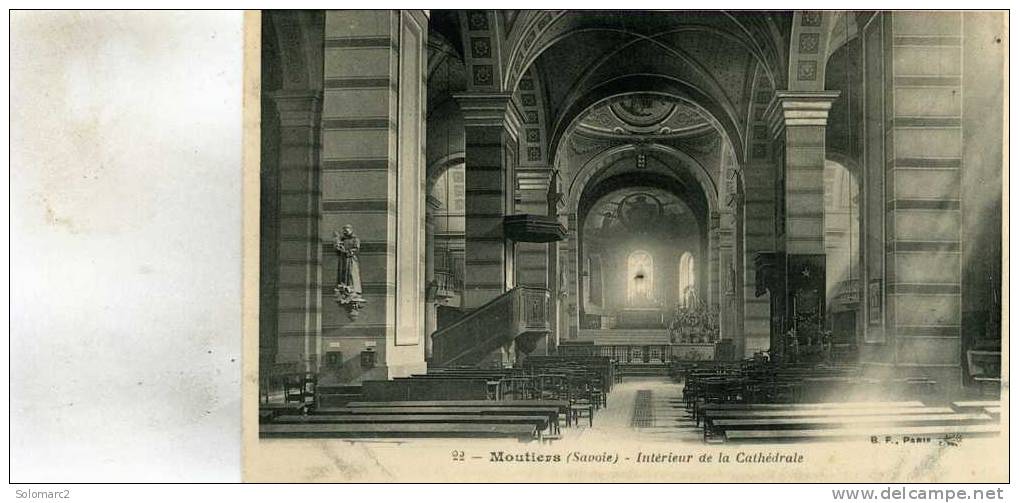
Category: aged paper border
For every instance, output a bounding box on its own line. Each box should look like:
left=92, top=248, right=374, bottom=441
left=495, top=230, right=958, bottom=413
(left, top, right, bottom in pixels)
left=241, top=10, right=1010, bottom=483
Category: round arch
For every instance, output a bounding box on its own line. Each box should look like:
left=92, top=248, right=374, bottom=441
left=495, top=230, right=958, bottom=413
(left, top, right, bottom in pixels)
left=550, top=78, right=746, bottom=165
left=564, top=143, right=719, bottom=218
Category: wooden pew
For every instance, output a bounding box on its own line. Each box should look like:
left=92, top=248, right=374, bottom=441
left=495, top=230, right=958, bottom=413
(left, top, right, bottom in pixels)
left=711, top=412, right=991, bottom=441
left=725, top=423, right=1000, bottom=443
left=260, top=422, right=539, bottom=440
left=695, top=401, right=927, bottom=426
left=270, top=414, right=550, bottom=437
left=319, top=405, right=563, bottom=433
left=344, top=399, right=568, bottom=409
left=260, top=402, right=309, bottom=417
left=342, top=399, right=569, bottom=428
left=951, top=400, right=1000, bottom=411
left=361, top=378, right=491, bottom=401
left=702, top=406, right=956, bottom=438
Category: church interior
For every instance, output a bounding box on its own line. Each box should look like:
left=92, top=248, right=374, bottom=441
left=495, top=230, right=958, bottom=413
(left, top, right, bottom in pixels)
left=258, top=10, right=1005, bottom=443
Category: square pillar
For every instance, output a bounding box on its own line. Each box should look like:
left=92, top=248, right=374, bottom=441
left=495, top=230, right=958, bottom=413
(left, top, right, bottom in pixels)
left=742, top=83, right=778, bottom=357
left=454, top=93, right=523, bottom=308
left=318, top=10, right=428, bottom=380
left=858, top=12, right=967, bottom=393
left=767, top=91, right=839, bottom=360
left=268, top=90, right=323, bottom=372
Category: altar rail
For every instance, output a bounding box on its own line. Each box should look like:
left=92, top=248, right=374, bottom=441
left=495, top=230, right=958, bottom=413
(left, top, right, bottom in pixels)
left=559, top=342, right=726, bottom=363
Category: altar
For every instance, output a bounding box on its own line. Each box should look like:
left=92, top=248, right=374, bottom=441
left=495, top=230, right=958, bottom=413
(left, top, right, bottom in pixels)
left=617, top=308, right=665, bottom=328
left=569, top=329, right=728, bottom=363
left=670, top=343, right=717, bottom=361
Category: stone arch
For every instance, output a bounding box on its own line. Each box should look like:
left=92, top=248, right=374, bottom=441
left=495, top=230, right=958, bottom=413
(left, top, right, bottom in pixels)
left=502, top=10, right=568, bottom=90
left=825, top=11, right=861, bottom=62
left=787, top=10, right=836, bottom=92
left=262, top=11, right=323, bottom=92
left=564, top=143, right=718, bottom=218
left=457, top=10, right=506, bottom=91
left=551, top=79, right=746, bottom=166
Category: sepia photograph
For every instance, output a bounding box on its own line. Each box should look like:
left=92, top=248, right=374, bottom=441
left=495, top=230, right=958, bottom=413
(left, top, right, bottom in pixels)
left=246, top=9, right=1008, bottom=482
left=6, top=6, right=1010, bottom=491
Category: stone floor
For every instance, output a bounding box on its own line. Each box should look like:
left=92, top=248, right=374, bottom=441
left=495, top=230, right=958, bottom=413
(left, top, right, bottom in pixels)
left=562, top=377, right=701, bottom=443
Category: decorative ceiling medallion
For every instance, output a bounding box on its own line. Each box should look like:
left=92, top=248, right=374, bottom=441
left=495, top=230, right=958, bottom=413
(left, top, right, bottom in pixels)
left=609, top=95, right=677, bottom=131
left=576, top=94, right=711, bottom=137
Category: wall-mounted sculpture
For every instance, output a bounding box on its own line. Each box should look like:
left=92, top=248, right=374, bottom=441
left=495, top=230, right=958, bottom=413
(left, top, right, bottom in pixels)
left=333, top=224, right=366, bottom=320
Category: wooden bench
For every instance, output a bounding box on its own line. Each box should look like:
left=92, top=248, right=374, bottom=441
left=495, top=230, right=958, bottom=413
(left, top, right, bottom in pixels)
left=712, top=412, right=989, bottom=436
left=952, top=400, right=1000, bottom=411
left=260, top=422, right=539, bottom=440
left=702, top=406, right=953, bottom=426
left=344, top=399, right=569, bottom=409
left=695, top=401, right=926, bottom=426
left=725, top=423, right=1000, bottom=443
left=260, top=402, right=309, bottom=416
left=273, top=413, right=551, bottom=437
left=702, top=407, right=958, bottom=438
left=341, top=400, right=570, bottom=427
left=272, top=413, right=550, bottom=436
left=320, top=405, right=563, bottom=432
left=361, top=378, right=491, bottom=401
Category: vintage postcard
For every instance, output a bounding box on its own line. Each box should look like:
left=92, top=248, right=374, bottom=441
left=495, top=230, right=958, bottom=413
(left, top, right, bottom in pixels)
left=242, top=9, right=1009, bottom=482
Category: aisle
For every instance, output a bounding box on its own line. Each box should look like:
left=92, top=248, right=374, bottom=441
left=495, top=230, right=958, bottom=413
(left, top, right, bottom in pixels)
left=631, top=378, right=702, bottom=442
left=567, top=378, right=701, bottom=443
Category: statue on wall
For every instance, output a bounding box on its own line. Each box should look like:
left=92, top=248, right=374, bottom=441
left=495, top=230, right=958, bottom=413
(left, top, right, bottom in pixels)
left=333, top=224, right=365, bottom=320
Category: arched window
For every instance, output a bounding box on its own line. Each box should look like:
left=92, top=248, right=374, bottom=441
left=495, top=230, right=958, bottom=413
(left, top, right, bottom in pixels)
left=823, top=160, right=860, bottom=298
left=627, top=250, right=654, bottom=306
left=678, top=252, right=695, bottom=307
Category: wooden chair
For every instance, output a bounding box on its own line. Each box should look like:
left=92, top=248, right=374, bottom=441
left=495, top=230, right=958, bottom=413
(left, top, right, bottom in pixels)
left=284, top=373, right=306, bottom=404
left=570, top=400, right=595, bottom=427
left=967, top=350, right=1001, bottom=398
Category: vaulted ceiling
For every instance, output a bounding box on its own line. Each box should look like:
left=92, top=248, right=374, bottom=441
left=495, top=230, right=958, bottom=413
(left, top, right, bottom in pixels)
left=428, top=10, right=797, bottom=207
left=511, top=11, right=792, bottom=157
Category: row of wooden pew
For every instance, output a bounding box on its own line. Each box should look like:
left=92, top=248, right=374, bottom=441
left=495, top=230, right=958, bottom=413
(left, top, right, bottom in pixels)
left=681, top=362, right=937, bottom=407
left=673, top=360, right=1000, bottom=444
left=260, top=399, right=570, bottom=441
left=260, top=356, right=616, bottom=440
left=696, top=400, right=1001, bottom=443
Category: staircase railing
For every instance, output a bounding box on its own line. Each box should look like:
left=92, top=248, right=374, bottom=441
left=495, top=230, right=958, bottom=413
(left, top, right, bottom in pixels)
left=430, top=286, right=551, bottom=367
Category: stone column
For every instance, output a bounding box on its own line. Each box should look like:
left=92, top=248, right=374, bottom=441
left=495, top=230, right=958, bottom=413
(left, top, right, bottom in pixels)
left=707, top=212, right=720, bottom=312
left=268, top=89, right=323, bottom=372
left=564, top=215, right=579, bottom=339
left=742, top=83, right=778, bottom=358
left=717, top=209, right=737, bottom=343
left=319, top=10, right=428, bottom=380
left=424, top=195, right=441, bottom=359
left=547, top=238, right=561, bottom=353
left=454, top=93, right=523, bottom=308
left=767, top=91, right=839, bottom=359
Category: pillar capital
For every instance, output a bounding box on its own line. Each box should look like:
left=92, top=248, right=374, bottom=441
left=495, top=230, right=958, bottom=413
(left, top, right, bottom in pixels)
left=267, top=89, right=322, bottom=127
left=453, top=92, right=523, bottom=140
left=765, top=90, right=840, bottom=137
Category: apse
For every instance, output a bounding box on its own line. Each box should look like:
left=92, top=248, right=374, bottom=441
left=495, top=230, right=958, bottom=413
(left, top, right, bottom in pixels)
left=579, top=184, right=702, bottom=329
